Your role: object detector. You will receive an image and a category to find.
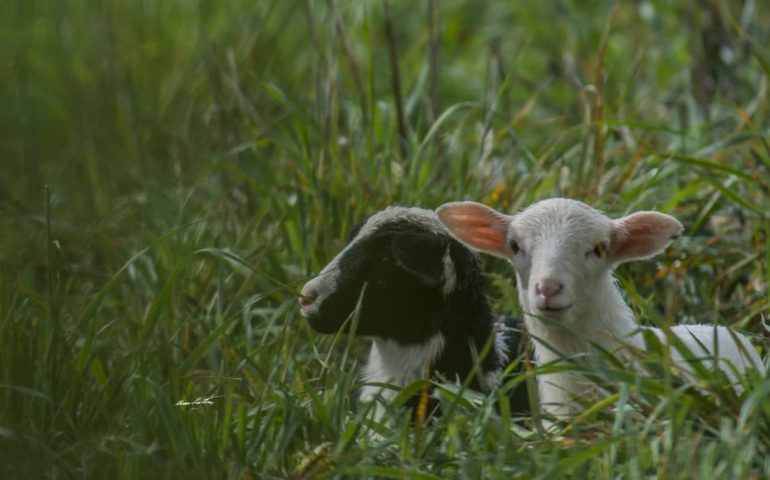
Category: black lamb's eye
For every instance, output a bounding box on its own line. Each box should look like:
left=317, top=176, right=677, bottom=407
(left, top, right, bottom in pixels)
left=593, top=242, right=607, bottom=258
left=510, top=240, right=520, bottom=254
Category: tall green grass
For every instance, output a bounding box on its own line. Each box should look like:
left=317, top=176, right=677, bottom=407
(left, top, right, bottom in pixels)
left=1, top=0, right=769, bottom=477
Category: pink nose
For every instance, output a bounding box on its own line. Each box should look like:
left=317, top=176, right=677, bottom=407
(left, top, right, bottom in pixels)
left=298, top=288, right=319, bottom=309
left=535, top=279, right=563, bottom=299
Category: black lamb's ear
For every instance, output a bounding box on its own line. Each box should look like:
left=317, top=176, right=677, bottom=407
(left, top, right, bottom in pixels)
left=390, top=232, right=448, bottom=288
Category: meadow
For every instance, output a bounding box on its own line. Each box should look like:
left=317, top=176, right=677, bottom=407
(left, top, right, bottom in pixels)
left=1, top=0, right=769, bottom=477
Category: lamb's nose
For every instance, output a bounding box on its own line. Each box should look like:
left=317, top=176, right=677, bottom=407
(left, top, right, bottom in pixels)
left=298, top=288, right=319, bottom=309
left=535, top=279, right=563, bottom=299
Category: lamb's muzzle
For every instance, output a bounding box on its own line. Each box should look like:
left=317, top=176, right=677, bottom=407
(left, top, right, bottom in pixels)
left=298, top=289, right=318, bottom=311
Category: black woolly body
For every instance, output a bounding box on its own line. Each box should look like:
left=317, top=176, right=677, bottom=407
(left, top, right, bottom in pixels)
left=302, top=208, right=530, bottom=416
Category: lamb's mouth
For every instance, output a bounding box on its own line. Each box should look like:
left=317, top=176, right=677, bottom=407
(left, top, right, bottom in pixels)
left=298, top=299, right=315, bottom=318
left=532, top=304, right=573, bottom=316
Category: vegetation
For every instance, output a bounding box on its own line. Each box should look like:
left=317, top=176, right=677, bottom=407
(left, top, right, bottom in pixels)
left=1, top=0, right=769, bottom=477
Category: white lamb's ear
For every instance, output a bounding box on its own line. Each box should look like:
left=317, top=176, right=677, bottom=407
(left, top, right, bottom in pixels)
left=436, top=201, right=514, bottom=259
left=610, top=211, right=683, bottom=263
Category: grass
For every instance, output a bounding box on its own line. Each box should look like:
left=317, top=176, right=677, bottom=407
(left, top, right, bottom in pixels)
left=1, top=0, right=769, bottom=477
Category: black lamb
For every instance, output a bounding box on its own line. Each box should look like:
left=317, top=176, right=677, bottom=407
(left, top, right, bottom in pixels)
left=298, top=206, right=530, bottom=418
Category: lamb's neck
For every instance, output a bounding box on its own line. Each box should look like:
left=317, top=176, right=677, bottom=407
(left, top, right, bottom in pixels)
left=526, top=277, right=642, bottom=360
left=360, top=291, right=500, bottom=400
left=362, top=333, right=446, bottom=389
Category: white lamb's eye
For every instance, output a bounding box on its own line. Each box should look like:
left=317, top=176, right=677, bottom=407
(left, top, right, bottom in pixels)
left=592, top=242, right=607, bottom=258
left=510, top=240, right=520, bottom=254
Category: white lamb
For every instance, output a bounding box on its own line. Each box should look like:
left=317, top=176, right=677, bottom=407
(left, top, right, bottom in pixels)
left=437, top=198, right=765, bottom=417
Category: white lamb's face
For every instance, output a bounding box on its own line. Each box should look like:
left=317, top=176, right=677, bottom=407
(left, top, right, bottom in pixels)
left=436, top=197, right=683, bottom=326
left=508, top=199, right=614, bottom=323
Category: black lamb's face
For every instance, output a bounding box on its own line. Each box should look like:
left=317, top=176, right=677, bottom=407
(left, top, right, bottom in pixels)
left=299, top=210, right=463, bottom=344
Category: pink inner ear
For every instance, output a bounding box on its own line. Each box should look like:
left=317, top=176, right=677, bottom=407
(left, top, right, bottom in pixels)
left=611, top=211, right=683, bottom=262
left=455, top=226, right=505, bottom=250
left=436, top=202, right=512, bottom=258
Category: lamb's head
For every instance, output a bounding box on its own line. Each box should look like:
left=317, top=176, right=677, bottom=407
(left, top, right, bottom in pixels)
left=437, top=198, right=683, bottom=324
left=299, top=207, right=479, bottom=343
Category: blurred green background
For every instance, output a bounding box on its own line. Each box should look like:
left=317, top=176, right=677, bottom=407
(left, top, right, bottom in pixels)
left=1, top=0, right=769, bottom=477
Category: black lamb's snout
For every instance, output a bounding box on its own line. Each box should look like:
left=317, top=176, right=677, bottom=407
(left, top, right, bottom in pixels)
left=298, top=275, right=324, bottom=317
left=298, top=289, right=318, bottom=309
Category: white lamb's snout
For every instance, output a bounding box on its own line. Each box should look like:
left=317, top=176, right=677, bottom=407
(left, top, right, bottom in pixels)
left=535, top=278, right=563, bottom=300
left=530, top=276, right=574, bottom=315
